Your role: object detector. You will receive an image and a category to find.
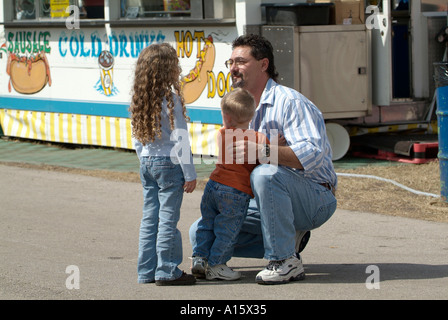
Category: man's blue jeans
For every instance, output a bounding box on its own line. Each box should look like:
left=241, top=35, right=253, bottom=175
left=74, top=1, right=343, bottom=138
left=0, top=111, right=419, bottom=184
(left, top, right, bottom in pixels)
left=138, top=156, right=184, bottom=283
left=189, top=165, right=337, bottom=261
left=193, top=180, right=251, bottom=266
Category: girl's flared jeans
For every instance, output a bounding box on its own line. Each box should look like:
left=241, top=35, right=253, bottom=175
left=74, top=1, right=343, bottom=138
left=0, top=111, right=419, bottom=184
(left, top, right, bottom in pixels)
left=138, top=156, right=184, bottom=283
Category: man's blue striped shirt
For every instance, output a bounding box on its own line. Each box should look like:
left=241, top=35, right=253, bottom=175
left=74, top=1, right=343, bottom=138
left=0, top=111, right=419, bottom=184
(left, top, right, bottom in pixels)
left=249, top=79, right=337, bottom=188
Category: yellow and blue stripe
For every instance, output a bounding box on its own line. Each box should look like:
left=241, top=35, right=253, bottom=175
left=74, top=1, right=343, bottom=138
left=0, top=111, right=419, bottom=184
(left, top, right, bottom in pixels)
left=0, top=108, right=221, bottom=156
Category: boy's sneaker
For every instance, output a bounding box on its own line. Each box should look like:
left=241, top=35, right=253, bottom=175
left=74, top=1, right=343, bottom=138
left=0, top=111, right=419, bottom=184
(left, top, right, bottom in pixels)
left=295, top=230, right=310, bottom=253
left=206, top=264, right=241, bottom=281
left=191, top=256, right=207, bottom=279
left=255, top=255, right=305, bottom=285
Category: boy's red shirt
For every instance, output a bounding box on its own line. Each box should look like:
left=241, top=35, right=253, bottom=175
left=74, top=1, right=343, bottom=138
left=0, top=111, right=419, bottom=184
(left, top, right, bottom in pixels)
left=209, top=127, right=269, bottom=197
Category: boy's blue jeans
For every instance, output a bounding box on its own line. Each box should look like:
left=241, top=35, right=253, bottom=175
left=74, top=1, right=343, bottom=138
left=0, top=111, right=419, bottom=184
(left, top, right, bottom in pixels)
left=190, top=165, right=337, bottom=261
left=138, top=156, right=184, bottom=283
left=193, top=180, right=251, bottom=266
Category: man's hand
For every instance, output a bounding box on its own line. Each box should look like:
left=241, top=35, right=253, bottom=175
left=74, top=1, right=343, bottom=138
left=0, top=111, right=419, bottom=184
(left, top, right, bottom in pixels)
left=232, top=139, right=259, bottom=164
left=278, top=134, right=287, bottom=146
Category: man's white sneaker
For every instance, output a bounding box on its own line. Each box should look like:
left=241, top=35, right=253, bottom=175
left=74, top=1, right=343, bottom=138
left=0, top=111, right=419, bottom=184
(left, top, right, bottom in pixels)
left=191, top=256, right=207, bottom=279
left=295, top=230, right=310, bottom=253
left=255, top=255, right=305, bottom=285
left=206, top=264, right=241, bottom=281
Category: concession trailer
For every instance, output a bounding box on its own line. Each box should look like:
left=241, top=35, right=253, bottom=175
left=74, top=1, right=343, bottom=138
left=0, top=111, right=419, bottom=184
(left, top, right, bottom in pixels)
left=0, top=0, right=441, bottom=160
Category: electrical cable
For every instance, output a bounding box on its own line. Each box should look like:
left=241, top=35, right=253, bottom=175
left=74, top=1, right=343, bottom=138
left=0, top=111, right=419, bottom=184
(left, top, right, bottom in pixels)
left=336, top=172, right=440, bottom=198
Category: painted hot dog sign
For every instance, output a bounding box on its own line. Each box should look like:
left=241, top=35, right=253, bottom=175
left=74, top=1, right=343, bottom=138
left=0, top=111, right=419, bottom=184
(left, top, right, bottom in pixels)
left=1, top=28, right=234, bottom=106
left=180, top=33, right=215, bottom=104
left=175, top=30, right=233, bottom=104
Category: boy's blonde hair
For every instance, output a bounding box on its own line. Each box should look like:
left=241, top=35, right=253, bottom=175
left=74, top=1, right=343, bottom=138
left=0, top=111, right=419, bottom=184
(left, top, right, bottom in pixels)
left=221, top=88, right=256, bottom=124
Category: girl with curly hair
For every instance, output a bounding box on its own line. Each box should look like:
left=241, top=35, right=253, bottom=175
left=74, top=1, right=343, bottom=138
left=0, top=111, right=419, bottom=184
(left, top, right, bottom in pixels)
left=130, top=43, right=197, bottom=286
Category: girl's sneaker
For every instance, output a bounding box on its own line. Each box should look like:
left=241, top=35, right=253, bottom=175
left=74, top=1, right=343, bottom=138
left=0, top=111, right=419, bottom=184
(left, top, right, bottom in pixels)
left=206, top=264, right=241, bottom=281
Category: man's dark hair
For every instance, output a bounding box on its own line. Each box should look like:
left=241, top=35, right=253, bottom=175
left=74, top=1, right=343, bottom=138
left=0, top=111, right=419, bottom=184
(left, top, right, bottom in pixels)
left=232, top=34, right=279, bottom=82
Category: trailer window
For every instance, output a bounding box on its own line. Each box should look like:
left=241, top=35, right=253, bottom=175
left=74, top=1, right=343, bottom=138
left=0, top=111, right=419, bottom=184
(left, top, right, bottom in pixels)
left=14, top=0, right=36, bottom=19
left=8, top=0, right=235, bottom=23
left=121, top=0, right=190, bottom=18
left=13, top=0, right=103, bottom=20
left=79, top=0, right=105, bottom=19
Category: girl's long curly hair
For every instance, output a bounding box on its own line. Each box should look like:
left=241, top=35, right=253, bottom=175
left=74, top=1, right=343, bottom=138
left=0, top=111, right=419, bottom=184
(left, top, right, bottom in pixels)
left=129, top=43, right=188, bottom=145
